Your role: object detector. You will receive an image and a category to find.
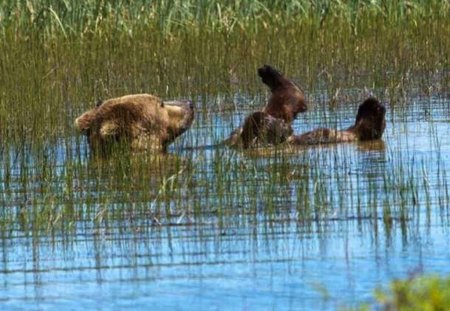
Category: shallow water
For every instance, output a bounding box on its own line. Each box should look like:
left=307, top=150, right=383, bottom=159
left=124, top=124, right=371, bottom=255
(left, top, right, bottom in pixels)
left=1, top=93, right=450, bottom=310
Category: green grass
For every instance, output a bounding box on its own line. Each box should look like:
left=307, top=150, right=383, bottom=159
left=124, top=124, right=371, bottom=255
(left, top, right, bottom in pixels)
left=349, top=274, right=450, bottom=310
left=0, top=5, right=449, bottom=311
left=1, top=1, right=449, bottom=37
left=0, top=0, right=449, bottom=233
left=1, top=36, right=447, bottom=144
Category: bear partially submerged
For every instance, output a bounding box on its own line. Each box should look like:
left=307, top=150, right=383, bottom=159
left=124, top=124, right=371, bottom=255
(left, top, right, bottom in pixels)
left=226, top=65, right=306, bottom=148
left=239, top=111, right=293, bottom=149
left=288, top=97, right=386, bottom=145
left=75, top=94, right=194, bottom=155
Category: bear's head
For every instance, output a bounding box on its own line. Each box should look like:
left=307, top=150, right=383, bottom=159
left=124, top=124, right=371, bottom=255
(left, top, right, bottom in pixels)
left=353, top=97, right=386, bottom=140
left=74, top=94, right=194, bottom=154
left=162, top=99, right=195, bottom=146
left=258, top=65, right=307, bottom=123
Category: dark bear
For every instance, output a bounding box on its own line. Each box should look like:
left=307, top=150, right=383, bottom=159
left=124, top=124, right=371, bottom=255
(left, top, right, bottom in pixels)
left=240, top=112, right=294, bottom=149
left=226, top=65, right=306, bottom=148
left=288, top=97, right=386, bottom=145
left=258, top=64, right=307, bottom=123
left=75, top=94, right=194, bottom=155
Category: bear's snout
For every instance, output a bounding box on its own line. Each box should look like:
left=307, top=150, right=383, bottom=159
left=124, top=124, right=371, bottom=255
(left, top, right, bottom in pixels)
left=164, top=99, right=194, bottom=111
left=178, top=99, right=194, bottom=112
left=163, top=99, right=195, bottom=137
left=187, top=100, right=194, bottom=111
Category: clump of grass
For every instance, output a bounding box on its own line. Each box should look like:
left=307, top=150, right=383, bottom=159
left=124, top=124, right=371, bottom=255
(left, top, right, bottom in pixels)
left=349, top=274, right=450, bottom=310
left=378, top=275, right=450, bottom=310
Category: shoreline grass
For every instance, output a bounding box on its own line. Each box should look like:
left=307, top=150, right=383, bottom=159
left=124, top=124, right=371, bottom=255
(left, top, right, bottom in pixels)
left=1, top=1, right=449, bottom=37
left=0, top=2, right=448, bottom=144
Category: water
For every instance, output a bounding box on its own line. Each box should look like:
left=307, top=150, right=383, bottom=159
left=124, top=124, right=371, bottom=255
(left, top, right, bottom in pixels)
left=1, top=93, right=450, bottom=310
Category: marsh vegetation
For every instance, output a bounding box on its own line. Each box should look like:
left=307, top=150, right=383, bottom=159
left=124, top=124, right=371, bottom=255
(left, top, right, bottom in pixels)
left=0, top=1, right=450, bottom=309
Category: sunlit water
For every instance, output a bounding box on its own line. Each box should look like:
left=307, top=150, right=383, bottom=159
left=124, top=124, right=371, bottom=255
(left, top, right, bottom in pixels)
left=1, top=94, right=450, bottom=310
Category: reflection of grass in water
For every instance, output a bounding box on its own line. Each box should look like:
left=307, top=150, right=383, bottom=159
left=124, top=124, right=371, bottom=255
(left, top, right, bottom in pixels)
left=0, top=144, right=192, bottom=232
left=2, top=122, right=448, bottom=244
left=1, top=105, right=449, bottom=253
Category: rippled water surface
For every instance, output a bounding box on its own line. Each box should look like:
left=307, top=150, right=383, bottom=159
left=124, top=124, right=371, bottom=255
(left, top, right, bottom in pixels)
left=1, top=93, right=450, bottom=310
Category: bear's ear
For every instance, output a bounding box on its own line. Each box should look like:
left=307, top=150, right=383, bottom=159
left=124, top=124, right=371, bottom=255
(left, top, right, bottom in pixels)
left=96, top=99, right=103, bottom=107
left=160, top=101, right=165, bottom=107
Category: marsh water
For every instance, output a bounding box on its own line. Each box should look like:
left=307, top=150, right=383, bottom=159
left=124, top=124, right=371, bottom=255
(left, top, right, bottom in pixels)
left=0, top=3, right=450, bottom=307
left=1, top=87, right=450, bottom=310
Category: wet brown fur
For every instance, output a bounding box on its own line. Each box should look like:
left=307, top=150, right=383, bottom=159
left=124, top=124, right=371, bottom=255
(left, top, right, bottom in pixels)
left=240, top=112, right=293, bottom=148
left=289, top=97, right=386, bottom=145
left=75, top=94, right=194, bottom=155
left=258, top=64, right=307, bottom=123
left=226, top=65, right=306, bottom=149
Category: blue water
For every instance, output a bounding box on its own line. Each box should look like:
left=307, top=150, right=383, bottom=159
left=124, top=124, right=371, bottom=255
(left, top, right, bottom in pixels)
left=1, top=94, right=450, bottom=310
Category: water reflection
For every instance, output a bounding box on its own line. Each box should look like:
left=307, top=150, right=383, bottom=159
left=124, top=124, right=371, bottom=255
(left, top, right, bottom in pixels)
left=2, top=216, right=448, bottom=309
left=1, top=96, right=450, bottom=310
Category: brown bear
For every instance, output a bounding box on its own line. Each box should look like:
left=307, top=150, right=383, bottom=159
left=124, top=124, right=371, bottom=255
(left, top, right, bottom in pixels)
left=226, top=65, right=306, bottom=148
left=74, top=94, right=194, bottom=155
left=239, top=111, right=294, bottom=149
left=288, top=97, right=386, bottom=145
left=258, top=64, right=307, bottom=123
